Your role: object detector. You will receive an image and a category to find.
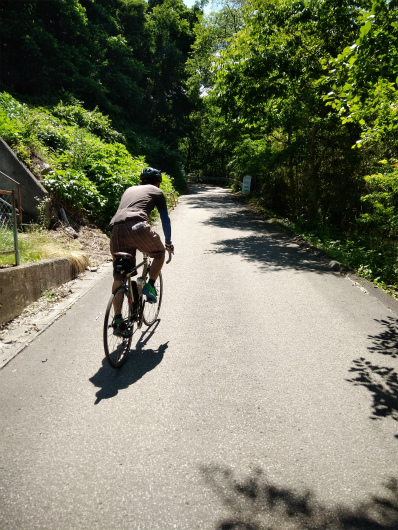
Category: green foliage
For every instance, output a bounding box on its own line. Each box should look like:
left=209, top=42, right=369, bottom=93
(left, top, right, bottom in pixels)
left=52, top=99, right=125, bottom=144
left=359, top=160, right=398, bottom=239
left=323, top=0, right=398, bottom=147
left=208, top=0, right=362, bottom=219
left=352, top=159, right=398, bottom=286
left=250, top=195, right=398, bottom=294
left=183, top=0, right=246, bottom=177
left=0, top=0, right=200, bottom=186
left=0, top=92, right=177, bottom=228
left=144, top=0, right=200, bottom=156
left=44, top=169, right=104, bottom=215
left=0, top=92, right=32, bottom=146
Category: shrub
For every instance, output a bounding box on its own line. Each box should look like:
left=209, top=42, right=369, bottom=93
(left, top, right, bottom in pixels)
left=0, top=91, right=178, bottom=228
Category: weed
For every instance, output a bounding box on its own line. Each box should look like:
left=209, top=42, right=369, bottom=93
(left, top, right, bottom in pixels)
left=40, top=287, right=57, bottom=301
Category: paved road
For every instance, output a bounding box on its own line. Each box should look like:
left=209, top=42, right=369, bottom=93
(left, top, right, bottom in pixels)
left=1, top=186, right=397, bottom=530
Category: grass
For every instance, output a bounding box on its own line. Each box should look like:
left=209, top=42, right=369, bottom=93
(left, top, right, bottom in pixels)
left=0, top=227, right=89, bottom=271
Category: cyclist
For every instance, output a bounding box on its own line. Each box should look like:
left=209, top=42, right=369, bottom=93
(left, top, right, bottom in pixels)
left=109, top=167, right=174, bottom=305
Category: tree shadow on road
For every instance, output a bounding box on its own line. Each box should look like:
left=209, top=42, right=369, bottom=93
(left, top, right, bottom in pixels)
left=367, top=317, right=398, bottom=359
left=209, top=234, right=334, bottom=275
left=187, top=187, right=249, bottom=210
left=185, top=186, right=338, bottom=275
left=186, top=184, right=229, bottom=197
left=194, top=194, right=336, bottom=274
left=203, top=201, right=276, bottom=229
left=202, top=465, right=398, bottom=530
left=347, top=317, right=398, bottom=435
left=89, top=322, right=168, bottom=404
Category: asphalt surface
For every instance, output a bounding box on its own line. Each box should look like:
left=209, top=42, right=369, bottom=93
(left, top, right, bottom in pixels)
left=1, top=186, right=397, bottom=530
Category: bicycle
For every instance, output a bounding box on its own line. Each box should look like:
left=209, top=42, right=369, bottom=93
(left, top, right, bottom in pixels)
left=103, top=251, right=172, bottom=369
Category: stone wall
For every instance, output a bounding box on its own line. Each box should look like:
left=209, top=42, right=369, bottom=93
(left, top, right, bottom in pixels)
left=0, top=258, right=79, bottom=325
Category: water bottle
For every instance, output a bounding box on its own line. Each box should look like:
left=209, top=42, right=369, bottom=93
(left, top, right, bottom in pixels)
left=136, top=277, right=144, bottom=294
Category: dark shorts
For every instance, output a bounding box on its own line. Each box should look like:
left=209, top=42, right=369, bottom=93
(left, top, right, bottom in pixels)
left=110, top=221, right=165, bottom=280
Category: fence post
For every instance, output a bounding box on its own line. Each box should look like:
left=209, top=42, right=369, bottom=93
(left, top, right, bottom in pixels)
left=0, top=189, right=19, bottom=266
left=11, top=190, right=19, bottom=265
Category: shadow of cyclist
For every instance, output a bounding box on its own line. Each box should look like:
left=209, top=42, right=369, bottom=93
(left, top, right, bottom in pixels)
left=89, top=321, right=168, bottom=404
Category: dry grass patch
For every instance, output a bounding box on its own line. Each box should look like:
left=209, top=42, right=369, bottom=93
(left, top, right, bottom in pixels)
left=0, top=229, right=89, bottom=271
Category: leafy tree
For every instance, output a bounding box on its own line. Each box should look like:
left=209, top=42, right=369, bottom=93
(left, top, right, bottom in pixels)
left=146, top=0, right=198, bottom=143
left=324, top=0, right=398, bottom=148
left=202, top=0, right=371, bottom=222
left=0, top=0, right=202, bottom=188
left=322, top=0, right=398, bottom=282
left=184, top=0, right=245, bottom=176
left=0, top=0, right=100, bottom=103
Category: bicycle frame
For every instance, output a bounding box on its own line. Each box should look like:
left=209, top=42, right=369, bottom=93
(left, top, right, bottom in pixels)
left=123, top=254, right=149, bottom=299
left=116, top=254, right=149, bottom=329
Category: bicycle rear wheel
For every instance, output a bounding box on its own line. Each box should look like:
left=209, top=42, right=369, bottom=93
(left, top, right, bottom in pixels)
left=142, top=271, right=163, bottom=326
left=103, top=286, right=133, bottom=368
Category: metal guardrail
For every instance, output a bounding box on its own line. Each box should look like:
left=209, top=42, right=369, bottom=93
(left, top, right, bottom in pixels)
left=0, top=189, right=19, bottom=265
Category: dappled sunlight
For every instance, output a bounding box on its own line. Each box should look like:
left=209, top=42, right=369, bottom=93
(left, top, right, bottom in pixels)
left=209, top=235, right=333, bottom=274
left=347, top=317, right=398, bottom=434
left=367, top=317, right=398, bottom=359
left=203, top=205, right=274, bottom=232
left=187, top=193, right=241, bottom=209
left=347, top=359, right=398, bottom=424
left=186, top=187, right=334, bottom=274
left=202, top=466, right=398, bottom=530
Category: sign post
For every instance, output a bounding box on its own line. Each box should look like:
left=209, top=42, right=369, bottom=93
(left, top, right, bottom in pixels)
left=242, top=175, right=252, bottom=194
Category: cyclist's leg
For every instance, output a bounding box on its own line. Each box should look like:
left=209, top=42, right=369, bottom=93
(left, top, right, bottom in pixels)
left=147, top=254, right=165, bottom=281
left=110, top=223, right=137, bottom=310
left=132, top=223, right=165, bottom=275
left=131, top=223, right=165, bottom=302
left=142, top=271, right=163, bottom=326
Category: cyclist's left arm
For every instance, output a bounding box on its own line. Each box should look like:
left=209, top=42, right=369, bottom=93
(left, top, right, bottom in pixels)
left=159, top=209, right=172, bottom=246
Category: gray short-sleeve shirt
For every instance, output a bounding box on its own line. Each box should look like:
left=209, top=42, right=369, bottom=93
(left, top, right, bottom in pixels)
left=109, top=184, right=167, bottom=226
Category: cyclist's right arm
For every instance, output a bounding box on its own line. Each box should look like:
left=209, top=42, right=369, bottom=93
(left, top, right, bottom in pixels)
left=155, top=189, right=174, bottom=255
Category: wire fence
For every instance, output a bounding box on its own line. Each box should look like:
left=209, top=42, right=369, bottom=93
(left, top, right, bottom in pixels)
left=0, top=189, right=19, bottom=265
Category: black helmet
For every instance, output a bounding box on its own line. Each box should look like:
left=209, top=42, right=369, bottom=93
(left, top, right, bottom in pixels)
left=140, top=167, right=162, bottom=184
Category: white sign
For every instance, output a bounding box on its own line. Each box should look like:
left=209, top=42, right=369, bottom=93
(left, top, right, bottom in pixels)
left=242, top=175, right=252, bottom=194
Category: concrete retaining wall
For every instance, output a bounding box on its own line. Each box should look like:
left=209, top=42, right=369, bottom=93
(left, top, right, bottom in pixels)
left=0, top=258, right=80, bottom=325
left=0, top=137, right=48, bottom=221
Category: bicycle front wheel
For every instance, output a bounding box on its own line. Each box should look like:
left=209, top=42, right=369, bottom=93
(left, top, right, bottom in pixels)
left=142, top=272, right=163, bottom=326
left=103, top=286, right=133, bottom=368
